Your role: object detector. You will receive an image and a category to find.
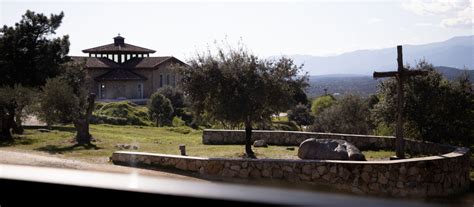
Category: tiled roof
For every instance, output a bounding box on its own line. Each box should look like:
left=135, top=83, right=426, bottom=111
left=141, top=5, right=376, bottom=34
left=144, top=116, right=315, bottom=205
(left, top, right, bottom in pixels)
left=94, top=69, right=147, bottom=81
left=69, top=56, right=185, bottom=81
left=70, top=56, right=184, bottom=69
left=70, top=56, right=121, bottom=68
left=121, top=57, right=173, bottom=68
left=82, top=43, right=156, bottom=54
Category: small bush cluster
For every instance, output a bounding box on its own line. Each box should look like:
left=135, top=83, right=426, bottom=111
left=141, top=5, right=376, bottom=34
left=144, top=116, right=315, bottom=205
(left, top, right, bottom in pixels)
left=92, top=101, right=152, bottom=126
left=90, top=114, right=129, bottom=125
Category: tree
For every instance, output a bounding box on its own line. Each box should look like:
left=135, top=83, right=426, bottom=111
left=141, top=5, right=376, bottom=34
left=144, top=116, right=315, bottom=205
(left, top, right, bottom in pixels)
left=0, top=10, right=69, bottom=87
left=291, top=86, right=309, bottom=107
left=309, top=94, right=371, bottom=134
left=372, top=61, right=473, bottom=146
left=39, top=78, right=78, bottom=125
left=156, top=86, right=185, bottom=115
left=148, top=93, right=174, bottom=127
left=311, top=95, right=336, bottom=115
left=179, top=43, right=308, bottom=158
left=0, top=85, right=37, bottom=140
left=11, top=85, right=37, bottom=134
left=156, top=86, right=185, bottom=109
left=39, top=62, right=96, bottom=145
left=287, top=104, right=314, bottom=130
left=0, top=10, right=69, bottom=140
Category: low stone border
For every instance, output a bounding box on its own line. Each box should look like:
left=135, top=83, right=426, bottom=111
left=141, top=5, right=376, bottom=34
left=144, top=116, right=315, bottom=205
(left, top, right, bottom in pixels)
left=112, top=147, right=470, bottom=197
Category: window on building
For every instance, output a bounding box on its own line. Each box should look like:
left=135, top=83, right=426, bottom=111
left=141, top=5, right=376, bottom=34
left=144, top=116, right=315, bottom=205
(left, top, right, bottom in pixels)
left=166, top=74, right=170, bottom=85
left=172, top=75, right=176, bottom=87
left=160, top=75, right=163, bottom=87
left=137, top=83, right=143, bottom=99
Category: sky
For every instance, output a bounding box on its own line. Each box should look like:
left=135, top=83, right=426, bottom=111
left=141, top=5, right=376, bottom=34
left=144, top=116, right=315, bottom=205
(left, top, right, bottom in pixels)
left=1, top=0, right=472, bottom=61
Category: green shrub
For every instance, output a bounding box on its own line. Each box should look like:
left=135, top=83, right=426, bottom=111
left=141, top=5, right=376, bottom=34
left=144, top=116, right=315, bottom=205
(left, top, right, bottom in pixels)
left=90, top=114, right=128, bottom=125
left=272, top=121, right=299, bottom=131
left=309, top=94, right=370, bottom=134
left=373, top=123, right=393, bottom=136
left=93, top=101, right=152, bottom=126
left=172, top=116, right=186, bottom=127
left=311, top=95, right=336, bottom=115
left=148, top=93, right=174, bottom=127
left=95, top=102, right=105, bottom=110
left=287, top=104, right=314, bottom=129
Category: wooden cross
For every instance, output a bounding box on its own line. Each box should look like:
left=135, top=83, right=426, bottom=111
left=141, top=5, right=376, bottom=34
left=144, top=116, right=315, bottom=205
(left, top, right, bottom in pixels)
left=373, top=45, right=427, bottom=159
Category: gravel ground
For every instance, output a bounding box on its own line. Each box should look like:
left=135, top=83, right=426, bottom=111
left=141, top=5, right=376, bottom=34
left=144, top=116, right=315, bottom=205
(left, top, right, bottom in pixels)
left=0, top=149, right=207, bottom=182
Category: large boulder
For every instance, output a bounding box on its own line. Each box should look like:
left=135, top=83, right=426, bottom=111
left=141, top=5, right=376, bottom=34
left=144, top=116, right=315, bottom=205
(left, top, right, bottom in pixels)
left=298, top=138, right=366, bottom=161
left=253, top=139, right=268, bottom=148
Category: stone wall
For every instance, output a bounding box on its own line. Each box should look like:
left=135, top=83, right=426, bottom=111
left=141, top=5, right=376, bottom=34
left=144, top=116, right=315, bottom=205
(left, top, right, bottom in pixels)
left=202, top=130, right=454, bottom=154
left=112, top=147, right=470, bottom=197
left=112, top=130, right=470, bottom=197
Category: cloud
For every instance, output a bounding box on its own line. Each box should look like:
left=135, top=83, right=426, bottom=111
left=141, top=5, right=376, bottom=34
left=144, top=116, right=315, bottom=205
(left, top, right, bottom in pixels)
left=403, top=0, right=473, bottom=29
left=414, top=22, right=437, bottom=27
left=368, top=18, right=383, bottom=24
left=441, top=6, right=473, bottom=28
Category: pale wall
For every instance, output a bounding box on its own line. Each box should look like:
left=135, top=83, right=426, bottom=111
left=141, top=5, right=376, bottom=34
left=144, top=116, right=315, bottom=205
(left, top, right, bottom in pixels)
left=86, top=60, right=183, bottom=99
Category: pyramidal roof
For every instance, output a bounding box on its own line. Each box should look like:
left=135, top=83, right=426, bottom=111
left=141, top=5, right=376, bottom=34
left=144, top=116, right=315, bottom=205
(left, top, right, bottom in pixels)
left=82, top=35, right=156, bottom=54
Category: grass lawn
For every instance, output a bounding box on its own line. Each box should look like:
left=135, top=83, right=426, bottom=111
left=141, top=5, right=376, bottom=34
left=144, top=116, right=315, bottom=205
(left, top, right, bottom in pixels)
left=1, top=124, right=402, bottom=164
left=2, top=125, right=300, bottom=163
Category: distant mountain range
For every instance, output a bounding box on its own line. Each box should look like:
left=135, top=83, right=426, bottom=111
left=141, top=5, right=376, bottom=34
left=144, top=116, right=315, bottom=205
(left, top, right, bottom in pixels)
left=291, top=35, right=473, bottom=75
left=306, top=66, right=474, bottom=98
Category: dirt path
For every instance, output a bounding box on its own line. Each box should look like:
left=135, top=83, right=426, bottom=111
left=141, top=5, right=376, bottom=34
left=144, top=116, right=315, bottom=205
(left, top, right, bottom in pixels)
left=0, top=149, right=207, bottom=182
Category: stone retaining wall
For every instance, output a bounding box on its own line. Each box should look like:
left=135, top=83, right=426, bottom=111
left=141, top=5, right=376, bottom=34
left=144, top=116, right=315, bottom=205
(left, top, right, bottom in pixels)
left=112, top=148, right=470, bottom=197
left=112, top=130, right=470, bottom=197
left=202, top=129, right=454, bottom=154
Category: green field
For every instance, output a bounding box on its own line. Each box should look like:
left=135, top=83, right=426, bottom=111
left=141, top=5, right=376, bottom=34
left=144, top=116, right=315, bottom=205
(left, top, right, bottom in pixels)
left=2, top=125, right=299, bottom=162
left=0, top=124, right=399, bottom=164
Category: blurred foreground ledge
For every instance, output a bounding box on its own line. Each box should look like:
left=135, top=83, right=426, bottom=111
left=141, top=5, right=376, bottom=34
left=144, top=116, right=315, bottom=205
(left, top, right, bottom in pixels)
left=0, top=164, right=440, bottom=206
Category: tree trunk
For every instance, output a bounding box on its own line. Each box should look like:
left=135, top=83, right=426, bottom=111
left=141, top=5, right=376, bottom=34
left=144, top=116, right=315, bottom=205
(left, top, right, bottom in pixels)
left=156, top=116, right=162, bottom=127
left=74, top=93, right=96, bottom=145
left=0, top=121, right=13, bottom=141
left=244, top=120, right=256, bottom=159
left=12, top=111, right=23, bottom=134
left=74, top=119, right=91, bottom=145
left=0, top=111, right=14, bottom=141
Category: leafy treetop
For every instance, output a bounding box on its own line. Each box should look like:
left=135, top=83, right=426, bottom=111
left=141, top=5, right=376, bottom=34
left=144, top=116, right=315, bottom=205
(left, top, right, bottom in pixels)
left=0, top=10, right=69, bottom=87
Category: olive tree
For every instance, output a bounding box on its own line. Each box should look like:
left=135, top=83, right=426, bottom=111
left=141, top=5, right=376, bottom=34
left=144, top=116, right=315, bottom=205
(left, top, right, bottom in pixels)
left=0, top=85, right=36, bottom=139
left=39, top=62, right=96, bottom=145
left=179, top=44, right=307, bottom=158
